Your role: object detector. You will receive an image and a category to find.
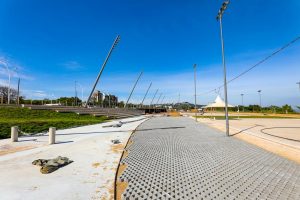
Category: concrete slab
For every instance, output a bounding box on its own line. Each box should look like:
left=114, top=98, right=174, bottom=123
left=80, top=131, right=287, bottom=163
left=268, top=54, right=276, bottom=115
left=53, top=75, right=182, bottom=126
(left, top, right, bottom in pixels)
left=0, top=116, right=147, bottom=200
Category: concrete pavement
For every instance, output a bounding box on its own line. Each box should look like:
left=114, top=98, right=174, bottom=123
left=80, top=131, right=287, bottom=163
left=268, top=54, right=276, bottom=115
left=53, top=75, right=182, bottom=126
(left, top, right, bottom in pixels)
left=118, top=117, right=300, bottom=199
left=0, top=116, right=147, bottom=200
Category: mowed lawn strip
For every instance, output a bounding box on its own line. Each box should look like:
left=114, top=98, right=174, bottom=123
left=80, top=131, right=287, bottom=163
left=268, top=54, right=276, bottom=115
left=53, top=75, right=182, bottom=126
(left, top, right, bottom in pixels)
left=0, top=107, right=108, bottom=139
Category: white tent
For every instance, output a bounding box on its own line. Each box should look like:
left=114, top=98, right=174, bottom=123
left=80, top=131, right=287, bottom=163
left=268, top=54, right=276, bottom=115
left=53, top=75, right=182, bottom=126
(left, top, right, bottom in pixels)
left=203, top=95, right=234, bottom=108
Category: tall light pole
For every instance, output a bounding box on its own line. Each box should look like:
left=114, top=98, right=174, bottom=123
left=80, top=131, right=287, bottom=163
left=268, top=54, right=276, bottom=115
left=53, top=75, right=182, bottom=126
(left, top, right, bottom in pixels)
left=297, top=82, right=300, bottom=90
left=124, top=71, right=143, bottom=108
left=194, top=64, right=198, bottom=122
left=1, top=62, right=11, bottom=104
left=156, top=93, right=162, bottom=105
left=150, top=89, right=158, bottom=107
left=75, top=81, right=78, bottom=106
left=217, top=0, right=230, bottom=136
left=241, top=93, right=244, bottom=112
left=160, top=95, right=165, bottom=105
left=140, top=82, right=152, bottom=107
left=76, top=82, right=84, bottom=106
left=258, top=90, right=262, bottom=112
left=85, top=35, right=120, bottom=107
left=11, top=67, right=20, bottom=105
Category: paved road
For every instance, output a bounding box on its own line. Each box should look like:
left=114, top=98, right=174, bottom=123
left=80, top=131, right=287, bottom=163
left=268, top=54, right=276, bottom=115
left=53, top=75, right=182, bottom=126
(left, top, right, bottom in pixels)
left=118, top=117, right=300, bottom=200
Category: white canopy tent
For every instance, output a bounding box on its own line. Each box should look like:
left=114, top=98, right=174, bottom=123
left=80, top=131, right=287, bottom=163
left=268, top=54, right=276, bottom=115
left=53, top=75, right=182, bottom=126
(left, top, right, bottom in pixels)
left=203, top=95, right=234, bottom=108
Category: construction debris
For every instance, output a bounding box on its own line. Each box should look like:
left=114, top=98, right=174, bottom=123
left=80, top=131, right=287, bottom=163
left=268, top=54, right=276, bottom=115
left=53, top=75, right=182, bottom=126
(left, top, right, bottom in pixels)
left=111, top=139, right=121, bottom=144
left=32, top=156, right=73, bottom=174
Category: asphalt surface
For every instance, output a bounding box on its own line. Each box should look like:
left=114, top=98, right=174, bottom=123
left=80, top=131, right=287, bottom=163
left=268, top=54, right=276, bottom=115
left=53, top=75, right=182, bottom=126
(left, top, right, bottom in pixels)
left=118, top=117, right=300, bottom=200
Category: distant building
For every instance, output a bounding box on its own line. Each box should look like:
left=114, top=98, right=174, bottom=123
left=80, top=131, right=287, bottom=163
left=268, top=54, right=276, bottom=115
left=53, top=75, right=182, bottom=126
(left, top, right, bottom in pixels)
left=92, top=90, right=104, bottom=104
left=92, top=90, right=118, bottom=107
left=104, top=94, right=118, bottom=107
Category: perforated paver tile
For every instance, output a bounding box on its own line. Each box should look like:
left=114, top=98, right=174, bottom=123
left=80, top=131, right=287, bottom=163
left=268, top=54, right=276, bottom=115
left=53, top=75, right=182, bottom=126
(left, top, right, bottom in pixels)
left=118, top=117, right=300, bottom=200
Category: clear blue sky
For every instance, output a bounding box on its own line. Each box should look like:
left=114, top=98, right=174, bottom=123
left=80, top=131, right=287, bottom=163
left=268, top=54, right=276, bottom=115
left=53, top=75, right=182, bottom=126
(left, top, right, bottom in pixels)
left=0, top=0, right=300, bottom=106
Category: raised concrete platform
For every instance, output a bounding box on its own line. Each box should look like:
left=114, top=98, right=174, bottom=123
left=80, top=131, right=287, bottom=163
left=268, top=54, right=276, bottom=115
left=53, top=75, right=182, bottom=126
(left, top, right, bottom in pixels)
left=118, top=117, right=300, bottom=199
left=0, top=116, right=147, bottom=200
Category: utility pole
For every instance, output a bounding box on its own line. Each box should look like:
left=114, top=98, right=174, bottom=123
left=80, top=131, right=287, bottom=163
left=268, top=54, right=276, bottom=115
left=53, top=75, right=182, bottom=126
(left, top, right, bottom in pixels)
left=217, top=0, right=230, bottom=136
left=140, top=82, right=152, bottom=107
left=124, top=71, right=143, bottom=108
left=85, top=35, right=120, bottom=107
left=194, top=64, right=197, bottom=122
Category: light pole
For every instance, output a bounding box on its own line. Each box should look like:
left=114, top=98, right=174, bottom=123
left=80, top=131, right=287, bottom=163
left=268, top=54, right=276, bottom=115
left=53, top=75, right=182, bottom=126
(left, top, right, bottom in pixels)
left=194, top=64, right=197, bottom=122
left=217, top=0, right=230, bottom=136
left=140, top=82, right=152, bottom=107
left=160, top=95, right=165, bottom=105
left=150, top=89, right=158, bottom=108
left=241, top=93, right=244, bottom=112
left=0, top=62, right=11, bottom=104
left=156, top=93, right=162, bottom=105
left=75, top=81, right=78, bottom=106
left=76, top=82, right=84, bottom=106
left=258, top=90, right=262, bottom=112
left=124, top=71, right=143, bottom=108
left=297, top=82, right=300, bottom=90
left=85, top=35, right=120, bottom=107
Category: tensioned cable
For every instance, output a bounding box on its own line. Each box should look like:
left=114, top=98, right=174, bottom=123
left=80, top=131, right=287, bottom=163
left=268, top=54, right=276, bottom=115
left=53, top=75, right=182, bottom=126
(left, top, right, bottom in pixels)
left=198, top=35, right=300, bottom=96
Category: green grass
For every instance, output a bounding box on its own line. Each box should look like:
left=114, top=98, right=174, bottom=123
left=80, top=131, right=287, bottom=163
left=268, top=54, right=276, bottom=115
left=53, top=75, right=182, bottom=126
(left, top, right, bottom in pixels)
left=195, top=115, right=300, bottom=119
left=0, top=107, right=108, bottom=139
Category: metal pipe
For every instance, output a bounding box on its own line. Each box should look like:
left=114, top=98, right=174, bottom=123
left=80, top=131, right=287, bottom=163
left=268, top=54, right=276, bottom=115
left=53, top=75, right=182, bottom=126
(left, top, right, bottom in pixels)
left=124, top=71, right=143, bottom=108
left=85, top=35, right=120, bottom=107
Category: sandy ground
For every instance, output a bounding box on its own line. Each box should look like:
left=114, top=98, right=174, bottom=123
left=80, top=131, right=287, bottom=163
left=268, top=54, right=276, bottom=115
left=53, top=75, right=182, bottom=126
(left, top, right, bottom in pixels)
left=193, top=117, right=300, bottom=164
left=0, top=116, right=147, bottom=200
left=184, top=111, right=300, bottom=118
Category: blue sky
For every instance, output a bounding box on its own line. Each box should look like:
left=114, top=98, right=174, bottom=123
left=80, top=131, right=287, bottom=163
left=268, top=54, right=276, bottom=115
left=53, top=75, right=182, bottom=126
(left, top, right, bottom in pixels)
left=0, top=0, right=300, bottom=106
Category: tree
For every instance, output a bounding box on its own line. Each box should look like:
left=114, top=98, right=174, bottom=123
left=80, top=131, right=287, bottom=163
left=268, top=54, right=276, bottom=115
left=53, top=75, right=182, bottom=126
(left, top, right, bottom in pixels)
left=57, top=97, right=82, bottom=106
left=0, top=86, right=18, bottom=104
left=282, top=104, right=294, bottom=114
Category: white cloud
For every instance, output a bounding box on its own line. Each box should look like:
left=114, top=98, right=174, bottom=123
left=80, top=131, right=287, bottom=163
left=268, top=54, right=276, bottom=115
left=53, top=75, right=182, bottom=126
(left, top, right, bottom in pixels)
left=0, top=56, right=34, bottom=81
left=61, top=61, right=83, bottom=70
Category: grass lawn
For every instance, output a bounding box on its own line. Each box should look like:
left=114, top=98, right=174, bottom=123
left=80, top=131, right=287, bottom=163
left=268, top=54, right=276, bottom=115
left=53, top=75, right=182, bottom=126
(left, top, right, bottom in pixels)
left=0, top=107, right=108, bottom=139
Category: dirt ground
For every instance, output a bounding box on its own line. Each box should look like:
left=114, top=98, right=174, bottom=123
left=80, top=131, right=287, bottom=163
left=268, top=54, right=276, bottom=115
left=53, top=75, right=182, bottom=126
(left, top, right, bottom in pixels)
left=194, top=117, right=300, bottom=164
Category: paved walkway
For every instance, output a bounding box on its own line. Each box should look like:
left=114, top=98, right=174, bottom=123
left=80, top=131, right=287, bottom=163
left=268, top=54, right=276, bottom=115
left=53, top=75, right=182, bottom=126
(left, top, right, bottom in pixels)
left=118, top=117, right=300, bottom=200
left=0, top=116, right=146, bottom=200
